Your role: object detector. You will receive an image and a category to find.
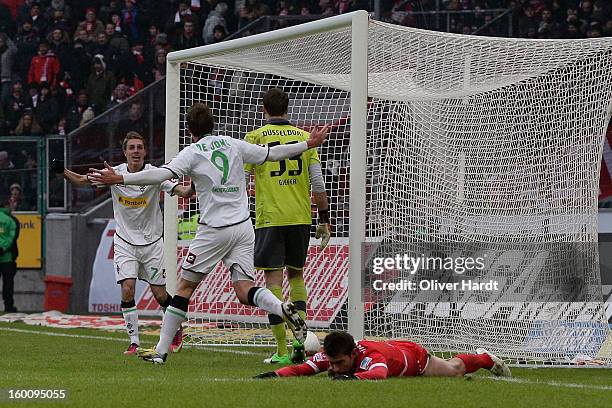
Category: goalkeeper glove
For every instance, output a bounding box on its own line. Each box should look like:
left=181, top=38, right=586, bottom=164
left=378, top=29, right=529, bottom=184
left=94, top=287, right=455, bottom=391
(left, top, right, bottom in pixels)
left=50, top=158, right=65, bottom=175
left=332, top=374, right=358, bottom=381
left=253, top=371, right=279, bottom=379
left=316, top=209, right=331, bottom=250
left=316, top=224, right=330, bottom=250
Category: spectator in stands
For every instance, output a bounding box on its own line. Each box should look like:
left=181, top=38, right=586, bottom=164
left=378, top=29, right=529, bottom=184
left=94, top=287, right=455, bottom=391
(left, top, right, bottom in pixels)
left=74, top=7, right=105, bottom=43
left=47, top=28, right=72, bottom=75
left=151, top=49, right=167, bottom=82
left=2, top=81, right=27, bottom=133
left=0, top=34, right=17, bottom=102
left=91, top=32, right=119, bottom=73
left=27, top=42, right=61, bottom=87
left=105, top=22, right=130, bottom=53
left=204, top=2, right=229, bottom=44
left=108, top=83, right=130, bottom=111
left=14, top=19, right=41, bottom=83
left=99, top=0, right=122, bottom=24
left=168, top=1, right=200, bottom=37
left=155, top=32, right=172, bottom=55
left=65, top=40, right=91, bottom=92
left=592, top=1, right=609, bottom=24
left=212, top=24, right=227, bottom=43
left=518, top=5, right=538, bottom=37
left=238, top=0, right=265, bottom=29
left=579, top=0, right=593, bottom=22
left=0, top=151, right=13, bottom=170
left=116, top=100, right=148, bottom=140
left=46, top=0, right=73, bottom=25
left=86, top=55, right=116, bottom=114
left=48, top=9, right=72, bottom=37
left=14, top=110, right=43, bottom=136
left=538, top=8, right=562, bottom=38
left=565, top=22, right=581, bottom=38
left=74, top=28, right=94, bottom=54
left=66, top=90, right=93, bottom=132
left=29, top=3, right=48, bottom=36
left=54, top=117, right=67, bottom=136
left=17, top=0, right=36, bottom=25
left=0, top=194, right=19, bottom=313
left=25, top=82, right=39, bottom=109
left=35, top=82, right=60, bottom=133
left=121, top=0, right=141, bottom=44
left=173, top=19, right=202, bottom=50
left=8, top=183, right=23, bottom=211
left=113, top=40, right=146, bottom=91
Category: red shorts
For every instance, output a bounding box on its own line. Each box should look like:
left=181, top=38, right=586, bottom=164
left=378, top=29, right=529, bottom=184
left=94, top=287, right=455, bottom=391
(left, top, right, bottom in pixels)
left=389, top=341, right=430, bottom=377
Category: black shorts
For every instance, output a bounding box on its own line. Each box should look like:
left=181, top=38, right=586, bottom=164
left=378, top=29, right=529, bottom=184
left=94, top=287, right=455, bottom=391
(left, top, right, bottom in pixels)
left=254, top=225, right=310, bottom=270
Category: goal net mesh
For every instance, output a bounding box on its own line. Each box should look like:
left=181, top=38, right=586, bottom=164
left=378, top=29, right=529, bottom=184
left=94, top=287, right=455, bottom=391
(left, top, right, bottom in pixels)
left=170, top=19, right=612, bottom=364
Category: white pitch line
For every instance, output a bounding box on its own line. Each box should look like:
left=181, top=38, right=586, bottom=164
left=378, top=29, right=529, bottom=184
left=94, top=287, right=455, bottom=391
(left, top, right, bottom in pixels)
left=482, top=376, right=612, bottom=391
left=0, top=327, right=265, bottom=356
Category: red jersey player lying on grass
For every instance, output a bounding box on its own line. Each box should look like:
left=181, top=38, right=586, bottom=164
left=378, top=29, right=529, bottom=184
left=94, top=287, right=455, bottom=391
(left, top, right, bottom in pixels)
left=254, top=331, right=511, bottom=380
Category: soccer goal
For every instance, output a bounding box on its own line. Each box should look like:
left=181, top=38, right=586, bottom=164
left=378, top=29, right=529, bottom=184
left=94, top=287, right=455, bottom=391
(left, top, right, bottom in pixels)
left=163, top=10, right=612, bottom=365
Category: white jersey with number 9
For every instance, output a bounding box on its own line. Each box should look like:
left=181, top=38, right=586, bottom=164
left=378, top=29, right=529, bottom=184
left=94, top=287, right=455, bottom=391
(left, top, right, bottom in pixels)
left=162, top=135, right=269, bottom=228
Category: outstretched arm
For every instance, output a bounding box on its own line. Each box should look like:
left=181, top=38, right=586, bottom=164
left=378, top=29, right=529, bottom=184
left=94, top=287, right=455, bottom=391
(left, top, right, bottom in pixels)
left=63, top=168, right=94, bottom=187
left=239, top=125, right=329, bottom=164
left=51, top=158, right=94, bottom=187
left=88, top=162, right=174, bottom=186
left=255, top=352, right=329, bottom=379
left=254, top=360, right=321, bottom=379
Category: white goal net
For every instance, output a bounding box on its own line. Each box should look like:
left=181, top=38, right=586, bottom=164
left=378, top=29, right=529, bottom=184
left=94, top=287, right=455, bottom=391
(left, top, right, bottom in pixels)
left=164, top=11, right=612, bottom=364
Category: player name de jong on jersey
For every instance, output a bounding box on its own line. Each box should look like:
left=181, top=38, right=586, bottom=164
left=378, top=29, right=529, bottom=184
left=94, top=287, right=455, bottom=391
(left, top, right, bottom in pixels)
left=162, top=135, right=271, bottom=228
left=111, top=163, right=177, bottom=245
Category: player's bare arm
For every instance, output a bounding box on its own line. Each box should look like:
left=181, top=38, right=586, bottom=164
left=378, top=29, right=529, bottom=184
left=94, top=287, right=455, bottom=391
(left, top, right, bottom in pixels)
left=51, top=158, right=98, bottom=187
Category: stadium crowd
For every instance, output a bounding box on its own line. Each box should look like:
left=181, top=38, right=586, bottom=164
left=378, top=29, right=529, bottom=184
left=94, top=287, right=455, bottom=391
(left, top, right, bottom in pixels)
left=0, top=0, right=610, bottom=211
left=0, top=1, right=606, bottom=138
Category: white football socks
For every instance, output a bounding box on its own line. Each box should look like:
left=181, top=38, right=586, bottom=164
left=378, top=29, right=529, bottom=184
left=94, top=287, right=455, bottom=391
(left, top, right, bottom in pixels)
left=122, top=306, right=140, bottom=345
left=156, top=306, right=186, bottom=355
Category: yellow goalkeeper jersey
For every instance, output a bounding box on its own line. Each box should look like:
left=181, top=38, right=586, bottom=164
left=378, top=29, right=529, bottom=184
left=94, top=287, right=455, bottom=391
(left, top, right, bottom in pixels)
left=244, top=120, right=320, bottom=229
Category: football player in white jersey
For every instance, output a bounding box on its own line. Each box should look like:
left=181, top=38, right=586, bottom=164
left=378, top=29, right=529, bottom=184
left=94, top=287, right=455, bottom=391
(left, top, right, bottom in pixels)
left=88, top=103, right=329, bottom=364
left=55, top=132, right=194, bottom=355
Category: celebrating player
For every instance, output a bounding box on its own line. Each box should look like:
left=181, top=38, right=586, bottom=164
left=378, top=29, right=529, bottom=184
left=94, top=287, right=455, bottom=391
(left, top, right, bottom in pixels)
left=88, top=102, right=329, bottom=364
left=245, top=88, right=331, bottom=365
left=52, top=132, right=193, bottom=355
left=254, top=331, right=512, bottom=380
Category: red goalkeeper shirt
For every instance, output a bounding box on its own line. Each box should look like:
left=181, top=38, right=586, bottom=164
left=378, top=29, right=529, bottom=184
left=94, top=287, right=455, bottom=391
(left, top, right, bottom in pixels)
left=276, top=340, right=429, bottom=380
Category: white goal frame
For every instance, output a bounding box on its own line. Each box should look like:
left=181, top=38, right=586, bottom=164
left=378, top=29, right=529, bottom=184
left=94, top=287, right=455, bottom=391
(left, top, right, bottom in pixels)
left=163, top=10, right=370, bottom=341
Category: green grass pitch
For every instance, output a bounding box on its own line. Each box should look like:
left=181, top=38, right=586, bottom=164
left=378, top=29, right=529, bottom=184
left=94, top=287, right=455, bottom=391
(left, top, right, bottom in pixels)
left=1, top=321, right=611, bottom=408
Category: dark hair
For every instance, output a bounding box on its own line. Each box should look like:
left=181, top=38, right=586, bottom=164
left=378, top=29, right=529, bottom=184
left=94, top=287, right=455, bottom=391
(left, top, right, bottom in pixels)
left=323, top=331, right=356, bottom=358
left=186, top=103, right=214, bottom=137
left=122, top=131, right=146, bottom=150
left=262, top=88, right=289, bottom=116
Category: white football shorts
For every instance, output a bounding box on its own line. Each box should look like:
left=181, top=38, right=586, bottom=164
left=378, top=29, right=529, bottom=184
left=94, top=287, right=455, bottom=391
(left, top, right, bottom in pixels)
left=113, top=235, right=166, bottom=285
left=180, top=219, right=256, bottom=283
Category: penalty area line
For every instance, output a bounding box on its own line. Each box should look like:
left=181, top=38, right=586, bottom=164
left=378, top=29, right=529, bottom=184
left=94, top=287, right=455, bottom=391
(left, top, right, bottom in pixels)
left=481, top=375, right=612, bottom=391
left=0, top=326, right=265, bottom=356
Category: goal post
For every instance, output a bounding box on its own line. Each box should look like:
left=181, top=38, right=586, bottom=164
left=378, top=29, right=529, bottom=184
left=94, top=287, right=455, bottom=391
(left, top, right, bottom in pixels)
left=164, top=10, right=370, bottom=344
left=163, top=10, right=612, bottom=365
